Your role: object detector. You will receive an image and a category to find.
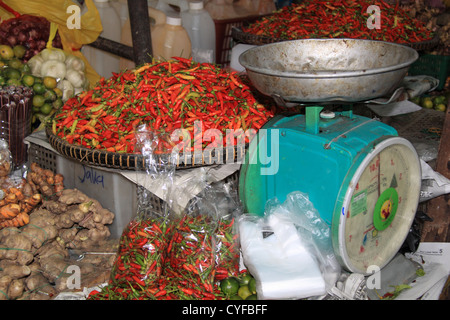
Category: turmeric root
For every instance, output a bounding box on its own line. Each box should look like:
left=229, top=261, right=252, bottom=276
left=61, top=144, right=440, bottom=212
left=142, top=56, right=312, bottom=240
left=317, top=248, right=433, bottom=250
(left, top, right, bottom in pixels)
left=0, top=186, right=42, bottom=229
left=20, top=194, right=42, bottom=214
left=0, top=203, right=21, bottom=220
left=0, top=212, right=30, bottom=229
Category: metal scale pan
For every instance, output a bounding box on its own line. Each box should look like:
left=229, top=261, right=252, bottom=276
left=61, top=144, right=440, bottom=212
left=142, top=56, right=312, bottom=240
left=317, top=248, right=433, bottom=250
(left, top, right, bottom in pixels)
left=238, top=39, right=422, bottom=274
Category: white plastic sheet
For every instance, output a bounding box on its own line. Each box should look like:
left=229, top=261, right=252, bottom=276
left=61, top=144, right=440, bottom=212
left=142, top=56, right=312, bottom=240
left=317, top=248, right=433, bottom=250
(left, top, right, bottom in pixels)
left=239, top=191, right=341, bottom=300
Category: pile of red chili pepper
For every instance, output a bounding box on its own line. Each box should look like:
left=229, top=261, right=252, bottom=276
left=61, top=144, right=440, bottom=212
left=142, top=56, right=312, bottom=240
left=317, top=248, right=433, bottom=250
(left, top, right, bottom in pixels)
left=88, top=215, right=240, bottom=300
left=243, top=0, right=434, bottom=44
left=51, top=57, right=275, bottom=154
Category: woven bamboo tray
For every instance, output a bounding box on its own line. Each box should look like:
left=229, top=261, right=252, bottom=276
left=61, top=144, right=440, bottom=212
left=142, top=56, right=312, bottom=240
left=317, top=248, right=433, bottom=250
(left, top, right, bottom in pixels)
left=45, top=126, right=247, bottom=171
left=231, top=26, right=439, bottom=51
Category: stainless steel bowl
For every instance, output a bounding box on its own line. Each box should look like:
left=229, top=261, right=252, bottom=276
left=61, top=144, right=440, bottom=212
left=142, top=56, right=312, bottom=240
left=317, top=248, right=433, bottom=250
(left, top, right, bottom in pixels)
left=239, top=39, right=419, bottom=104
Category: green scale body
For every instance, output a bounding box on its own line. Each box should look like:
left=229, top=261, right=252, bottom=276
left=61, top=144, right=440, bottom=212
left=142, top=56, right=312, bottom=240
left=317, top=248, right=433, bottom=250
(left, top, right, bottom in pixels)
left=239, top=107, right=421, bottom=274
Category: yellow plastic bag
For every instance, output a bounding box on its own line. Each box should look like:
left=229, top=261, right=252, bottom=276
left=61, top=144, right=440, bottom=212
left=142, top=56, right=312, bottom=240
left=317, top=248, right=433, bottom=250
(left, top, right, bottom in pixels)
left=0, top=0, right=103, bottom=87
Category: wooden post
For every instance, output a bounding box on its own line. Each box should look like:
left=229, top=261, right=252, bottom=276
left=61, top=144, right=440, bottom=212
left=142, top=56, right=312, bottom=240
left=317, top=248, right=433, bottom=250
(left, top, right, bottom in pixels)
left=421, top=101, right=450, bottom=243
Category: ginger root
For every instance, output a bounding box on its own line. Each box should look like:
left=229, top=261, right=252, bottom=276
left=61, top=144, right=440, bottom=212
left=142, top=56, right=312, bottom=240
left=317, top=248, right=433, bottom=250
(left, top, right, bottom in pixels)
left=26, top=163, right=64, bottom=199
left=0, top=232, right=34, bottom=266
left=0, top=170, right=117, bottom=299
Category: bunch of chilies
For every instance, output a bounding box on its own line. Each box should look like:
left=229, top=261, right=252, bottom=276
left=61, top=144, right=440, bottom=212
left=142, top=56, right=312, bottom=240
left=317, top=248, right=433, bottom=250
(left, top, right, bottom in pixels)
left=243, top=0, right=434, bottom=44
left=88, top=215, right=240, bottom=300
left=51, top=56, right=275, bottom=154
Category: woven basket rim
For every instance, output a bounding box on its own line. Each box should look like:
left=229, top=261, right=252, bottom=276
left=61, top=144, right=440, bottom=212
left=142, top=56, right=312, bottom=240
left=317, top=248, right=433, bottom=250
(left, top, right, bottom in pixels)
left=45, top=126, right=248, bottom=171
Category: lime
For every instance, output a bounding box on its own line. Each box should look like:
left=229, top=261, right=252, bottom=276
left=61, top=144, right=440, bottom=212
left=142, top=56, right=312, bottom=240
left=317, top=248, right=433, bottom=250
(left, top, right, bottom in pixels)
left=32, top=95, right=46, bottom=108
left=239, top=273, right=254, bottom=286
left=44, top=89, right=57, bottom=102
left=6, top=78, right=21, bottom=86
left=220, top=277, right=240, bottom=296
left=21, top=63, right=31, bottom=74
left=229, top=294, right=243, bottom=300
left=435, top=103, right=446, bottom=112
left=410, top=97, right=421, bottom=105
left=248, top=278, right=257, bottom=294
left=33, top=83, right=46, bottom=95
left=237, top=285, right=252, bottom=300
left=433, top=95, right=446, bottom=105
left=13, top=45, right=26, bottom=59
left=53, top=87, right=63, bottom=98
left=421, top=98, right=434, bottom=109
left=22, top=74, right=35, bottom=87
left=52, top=98, right=63, bottom=109
left=5, top=67, right=21, bottom=80
left=0, top=45, right=14, bottom=60
left=40, top=103, right=53, bottom=115
left=32, top=105, right=41, bottom=113
left=245, top=294, right=257, bottom=300
left=43, top=76, right=57, bottom=89
left=7, top=58, right=23, bottom=70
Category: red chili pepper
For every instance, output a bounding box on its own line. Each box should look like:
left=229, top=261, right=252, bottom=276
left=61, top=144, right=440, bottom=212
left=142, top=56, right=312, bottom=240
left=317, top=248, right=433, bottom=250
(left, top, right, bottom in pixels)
left=243, top=0, right=433, bottom=44
left=53, top=58, right=275, bottom=156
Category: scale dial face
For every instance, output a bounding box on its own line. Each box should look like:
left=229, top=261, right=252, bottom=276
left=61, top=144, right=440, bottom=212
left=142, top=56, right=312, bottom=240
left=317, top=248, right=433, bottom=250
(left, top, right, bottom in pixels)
left=335, top=137, right=421, bottom=274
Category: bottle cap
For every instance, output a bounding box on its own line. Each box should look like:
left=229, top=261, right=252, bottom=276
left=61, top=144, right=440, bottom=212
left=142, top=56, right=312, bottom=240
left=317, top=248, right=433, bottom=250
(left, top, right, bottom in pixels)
left=190, top=1, right=204, bottom=10
left=166, top=15, right=182, bottom=26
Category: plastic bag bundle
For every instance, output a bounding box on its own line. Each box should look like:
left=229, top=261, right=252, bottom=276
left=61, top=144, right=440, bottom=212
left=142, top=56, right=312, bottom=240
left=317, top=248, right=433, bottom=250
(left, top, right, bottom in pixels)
left=239, top=191, right=341, bottom=300
left=91, top=127, right=242, bottom=300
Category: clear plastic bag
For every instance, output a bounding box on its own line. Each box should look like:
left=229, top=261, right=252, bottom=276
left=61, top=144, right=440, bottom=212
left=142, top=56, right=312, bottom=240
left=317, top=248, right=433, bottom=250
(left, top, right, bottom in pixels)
left=109, top=127, right=176, bottom=294
left=0, top=139, right=12, bottom=178
left=105, top=126, right=242, bottom=300
left=239, top=191, right=341, bottom=300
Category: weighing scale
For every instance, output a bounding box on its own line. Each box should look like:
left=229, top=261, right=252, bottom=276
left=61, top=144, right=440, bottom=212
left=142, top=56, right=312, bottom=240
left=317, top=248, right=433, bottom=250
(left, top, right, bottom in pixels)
left=238, top=39, right=422, bottom=274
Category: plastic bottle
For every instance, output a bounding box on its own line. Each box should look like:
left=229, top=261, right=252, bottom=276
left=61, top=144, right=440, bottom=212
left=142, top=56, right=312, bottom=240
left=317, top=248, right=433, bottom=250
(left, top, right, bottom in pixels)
left=156, top=0, right=189, bottom=15
left=111, top=0, right=129, bottom=28
left=82, top=0, right=121, bottom=80
left=152, top=14, right=192, bottom=60
left=205, top=0, right=238, bottom=20
left=119, top=6, right=167, bottom=70
left=181, top=1, right=216, bottom=63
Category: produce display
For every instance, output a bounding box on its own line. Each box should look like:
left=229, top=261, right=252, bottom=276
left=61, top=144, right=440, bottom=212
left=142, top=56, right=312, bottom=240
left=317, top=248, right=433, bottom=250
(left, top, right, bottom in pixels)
left=51, top=57, right=275, bottom=154
left=0, top=163, right=117, bottom=300
left=0, top=44, right=83, bottom=129
left=27, top=47, right=89, bottom=101
left=242, top=0, right=434, bottom=43
left=0, top=0, right=448, bottom=302
left=400, top=0, right=450, bottom=55
left=89, top=215, right=240, bottom=300
left=0, top=14, right=62, bottom=62
left=411, top=94, right=449, bottom=112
